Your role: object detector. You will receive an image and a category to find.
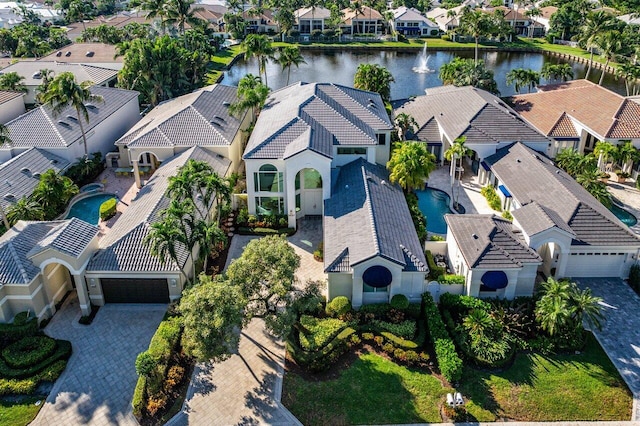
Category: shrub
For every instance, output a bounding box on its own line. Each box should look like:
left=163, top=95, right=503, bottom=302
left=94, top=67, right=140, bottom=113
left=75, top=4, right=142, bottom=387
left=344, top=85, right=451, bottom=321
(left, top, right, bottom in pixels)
left=380, top=331, right=418, bottom=349
left=237, top=226, right=295, bottom=236
left=288, top=29, right=300, bottom=37
left=441, top=34, right=450, bottom=41
left=313, top=241, right=324, bottom=261
left=0, top=340, right=72, bottom=379
left=437, top=274, right=465, bottom=285
left=373, top=335, right=384, bottom=346
left=481, top=185, right=502, bottom=211
left=237, top=207, right=249, bottom=225
left=0, top=314, right=38, bottom=346
left=387, top=308, right=405, bottom=324
left=405, top=303, right=421, bottom=319
left=502, top=210, right=513, bottom=221
left=636, top=178, right=640, bottom=190
left=361, top=332, right=374, bottom=341
left=349, top=334, right=361, bottom=346
left=164, top=365, right=185, bottom=392
left=2, top=336, right=56, bottom=368
left=325, top=296, right=352, bottom=318
left=405, top=350, right=420, bottom=364
left=135, top=352, right=157, bottom=377
left=322, top=28, right=335, bottom=37
left=390, top=294, right=410, bottom=310
left=99, top=197, right=117, bottom=220
left=358, top=303, right=391, bottom=319
left=0, top=377, right=38, bottom=396
left=38, top=359, right=67, bottom=382
left=370, top=320, right=416, bottom=339
left=406, top=192, right=427, bottom=243
left=311, top=29, right=323, bottom=38
left=422, top=293, right=463, bottom=383
left=146, top=394, right=167, bottom=416
left=425, top=250, right=445, bottom=280
left=393, top=348, right=406, bottom=361
left=430, top=235, right=445, bottom=241
left=299, top=315, right=346, bottom=351
left=287, top=327, right=356, bottom=372
left=132, top=376, right=147, bottom=418
left=382, top=343, right=395, bottom=354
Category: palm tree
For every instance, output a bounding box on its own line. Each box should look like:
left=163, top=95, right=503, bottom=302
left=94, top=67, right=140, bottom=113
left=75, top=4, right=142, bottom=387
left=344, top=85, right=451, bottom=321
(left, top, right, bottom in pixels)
left=570, top=287, right=603, bottom=331
left=458, top=9, right=492, bottom=65
left=32, top=169, right=79, bottom=219
left=195, top=219, right=226, bottom=272
left=394, top=112, right=418, bottom=140
left=164, top=0, right=204, bottom=36
left=541, top=63, right=574, bottom=82
left=229, top=74, right=269, bottom=122
left=139, top=0, right=169, bottom=33
left=576, top=167, right=611, bottom=207
left=463, top=309, right=494, bottom=337
left=535, top=277, right=572, bottom=336
left=0, top=72, right=27, bottom=93
left=0, top=124, right=10, bottom=147
left=555, top=148, right=583, bottom=176
left=242, top=34, right=274, bottom=87
left=506, top=68, right=540, bottom=93
left=595, top=30, right=623, bottom=86
left=613, top=141, right=640, bottom=174
left=145, top=217, right=190, bottom=283
left=444, top=136, right=471, bottom=208
left=594, top=140, right=615, bottom=171
left=616, top=62, right=640, bottom=96
left=35, top=68, right=55, bottom=104
left=41, top=72, right=104, bottom=158
left=525, top=7, right=541, bottom=38
left=5, top=197, right=45, bottom=226
left=386, top=141, right=436, bottom=192
left=353, top=63, right=394, bottom=103
left=277, top=46, right=306, bottom=85
left=579, top=11, right=615, bottom=80
left=349, top=1, right=365, bottom=35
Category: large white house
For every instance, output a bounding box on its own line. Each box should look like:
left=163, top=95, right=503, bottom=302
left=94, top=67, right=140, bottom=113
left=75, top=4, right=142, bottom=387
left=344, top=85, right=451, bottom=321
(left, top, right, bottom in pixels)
left=390, top=7, right=439, bottom=37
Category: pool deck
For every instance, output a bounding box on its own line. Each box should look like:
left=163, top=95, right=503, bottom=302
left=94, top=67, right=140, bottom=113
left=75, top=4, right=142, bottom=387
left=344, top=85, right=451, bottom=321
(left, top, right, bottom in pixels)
left=94, top=168, right=140, bottom=237
left=426, top=165, right=495, bottom=217
left=606, top=177, right=640, bottom=235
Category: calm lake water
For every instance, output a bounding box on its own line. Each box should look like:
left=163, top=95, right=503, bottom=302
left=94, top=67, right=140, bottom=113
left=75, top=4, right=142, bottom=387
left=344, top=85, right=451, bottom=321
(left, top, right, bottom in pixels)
left=221, top=49, right=625, bottom=99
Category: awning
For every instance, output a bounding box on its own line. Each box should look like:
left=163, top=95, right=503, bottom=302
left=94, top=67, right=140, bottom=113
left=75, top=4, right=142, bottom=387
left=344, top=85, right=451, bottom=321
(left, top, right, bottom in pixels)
left=498, top=184, right=512, bottom=198
left=481, top=271, right=508, bottom=290
left=427, top=142, right=443, bottom=147
left=481, top=161, right=490, bottom=171
left=363, top=265, right=392, bottom=288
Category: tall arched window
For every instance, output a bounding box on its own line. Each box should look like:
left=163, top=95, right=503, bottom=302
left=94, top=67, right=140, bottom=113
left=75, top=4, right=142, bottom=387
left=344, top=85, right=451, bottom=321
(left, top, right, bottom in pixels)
left=254, top=164, right=283, bottom=192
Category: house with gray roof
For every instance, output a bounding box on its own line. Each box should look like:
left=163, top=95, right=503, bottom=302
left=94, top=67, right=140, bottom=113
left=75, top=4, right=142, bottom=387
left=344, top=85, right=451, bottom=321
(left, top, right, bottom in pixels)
left=2, top=86, right=140, bottom=165
left=0, top=148, right=70, bottom=228
left=84, top=146, right=231, bottom=306
left=114, top=84, right=249, bottom=188
left=0, top=61, right=119, bottom=104
left=0, top=218, right=99, bottom=322
left=444, top=142, right=640, bottom=298
left=393, top=85, right=550, bottom=181
left=243, top=82, right=393, bottom=229
left=325, top=159, right=427, bottom=307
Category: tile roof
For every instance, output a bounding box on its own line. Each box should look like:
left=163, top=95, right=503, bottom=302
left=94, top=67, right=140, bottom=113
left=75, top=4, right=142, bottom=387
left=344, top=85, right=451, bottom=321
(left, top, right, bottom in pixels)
left=244, top=82, right=392, bottom=160
left=394, top=86, right=549, bottom=145
left=0, top=148, right=69, bottom=211
left=324, top=158, right=427, bottom=273
left=0, top=219, right=97, bottom=285
left=6, top=86, right=139, bottom=149
left=0, top=61, right=118, bottom=87
left=294, top=6, right=331, bottom=20
left=512, top=79, right=640, bottom=139
left=87, top=146, right=230, bottom=272
left=485, top=142, right=640, bottom=246
left=0, top=90, right=23, bottom=105
left=547, top=112, right=578, bottom=138
left=341, top=6, right=383, bottom=23
left=445, top=214, right=542, bottom=269
left=511, top=201, right=575, bottom=237
left=392, top=7, right=437, bottom=26
left=116, top=84, right=243, bottom=149
left=39, top=43, right=123, bottom=69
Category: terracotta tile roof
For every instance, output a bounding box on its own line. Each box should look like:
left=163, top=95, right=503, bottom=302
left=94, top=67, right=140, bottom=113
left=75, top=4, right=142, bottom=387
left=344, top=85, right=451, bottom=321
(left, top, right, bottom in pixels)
left=512, top=79, right=639, bottom=139
left=341, top=6, right=383, bottom=23
left=548, top=112, right=578, bottom=138
left=39, top=43, right=122, bottom=65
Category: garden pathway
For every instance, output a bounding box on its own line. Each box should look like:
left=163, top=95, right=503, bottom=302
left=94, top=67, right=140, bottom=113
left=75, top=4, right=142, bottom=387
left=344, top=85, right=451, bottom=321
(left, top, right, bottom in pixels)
left=32, top=293, right=166, bottom=426
left=168, top=219, right=324, bottom=425
left=576, top=278, right=640, bottom=421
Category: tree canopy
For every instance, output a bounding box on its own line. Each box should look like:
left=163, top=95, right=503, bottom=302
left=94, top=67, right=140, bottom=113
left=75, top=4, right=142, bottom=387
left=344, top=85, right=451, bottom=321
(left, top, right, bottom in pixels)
left=387, top=141, right=436, bottom=192
left=353, top=63, right=395, bottom=103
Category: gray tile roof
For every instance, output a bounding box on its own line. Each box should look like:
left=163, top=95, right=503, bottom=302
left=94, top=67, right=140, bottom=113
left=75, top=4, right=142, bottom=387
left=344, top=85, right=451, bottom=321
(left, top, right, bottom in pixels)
left=0, top=61, right=118, bottom=87
left=393, top=86, right=549, bottom=145
left=485, top=142, right=640, bottom=246
left=445, top=214, right=541, bottom=269
left=6, top=86, right=139, bottom=149
left=511, top=201, right=575, bottom=238
left=324, top=158, right=427, bottom=273
left=244, top=82, right=393, bottom=160
left=116, top=84, right=243, bottom=149
left=0, top=148, right=69, bottom=211
left=87, top=146, right=231, bottom=272
left=0, top=219, right=97, bottom=285
left=0, top=90, right=24, bottom=105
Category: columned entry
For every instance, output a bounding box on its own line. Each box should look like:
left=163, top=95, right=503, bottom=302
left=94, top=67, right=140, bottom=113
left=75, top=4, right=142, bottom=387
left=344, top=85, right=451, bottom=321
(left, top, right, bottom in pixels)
left=295, top=168, right=323, bottom=218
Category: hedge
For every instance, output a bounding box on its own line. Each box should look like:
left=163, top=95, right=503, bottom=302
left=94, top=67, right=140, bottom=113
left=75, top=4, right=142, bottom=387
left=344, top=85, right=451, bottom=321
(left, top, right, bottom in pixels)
left=287, top=327, right=356, bottom=372
left=436, top=274, right=465, bottom=285
left=132, top=375, right=147, bottom=418
left=422, top=293, right=463, bottom=383
left=325, top=296, right=351, bottom=318
left=358, top=303, right=391, bottom=319
left=370, top=319, right=416, bottom=339
left=2, top=336, right=56, bottom=368
left=237, top=226, right=296, bottom=236
left=481, top=185, right=502, bottom=211
left=0, top=340, right=72, bottom=379
left=0, top=314, right=38, bottom=346
left=425, top=250, right=445, bottom=280
left=380, top=331, right=419, bottom=350
left=0, top=377, right=38, bottom=396
left=298, top=316, right=346, bottom=351
left=99, top=197, right=117, bottom=220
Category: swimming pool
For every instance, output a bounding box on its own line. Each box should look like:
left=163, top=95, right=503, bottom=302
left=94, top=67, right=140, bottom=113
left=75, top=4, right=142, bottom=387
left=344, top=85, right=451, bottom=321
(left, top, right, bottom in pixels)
left=415, top=188, right=453, bottom=234
left=65, top=194, right=116, bottom=225
left=610, top=204, right=638, bottom=227
left=80, top=183, right=104, bottom=192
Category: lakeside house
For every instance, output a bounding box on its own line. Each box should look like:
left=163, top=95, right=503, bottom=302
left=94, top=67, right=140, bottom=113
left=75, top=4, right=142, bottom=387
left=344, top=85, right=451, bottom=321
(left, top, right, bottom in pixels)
left=294, top=7, right=332, bottom=35
left=390, top=7, right=439, bottom=37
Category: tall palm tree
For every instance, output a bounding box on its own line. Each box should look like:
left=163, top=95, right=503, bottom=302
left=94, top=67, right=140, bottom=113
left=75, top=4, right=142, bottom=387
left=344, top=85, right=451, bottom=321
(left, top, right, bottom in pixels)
left=387, top=141, right=437, bottom=192
left=615, top=62, right=640, bottom=96
left=541, top=63, right=574, bottom=82
left=394, top=112, right=418, bottom=140
left=277, top=46, right=306, bottom=85
left=5, top=197, right=45, bottom=226
left=613, top=141, right=640, bottom=174
left=595, top=30, right=623, bottom=86
left=506, top=68, right=540, bottom=93
left=41, top=72, right=104, bottom=158
left=194, top=219, right=226, bottom=272
left=164, top=0, right=204, bottom=36
left=35, top=68, right=55, bottom=104
left=242, top=34, right=274, bottom=86
left=594, top=140, right=615, bottom=171
left=579, top=11, right=615, bottom=80
left=145, top=217, right=190, bottom=282
left=459, top=9, right=492, bottom=65
left=229, top=74, right=269, bottom=122
left=139, top=0, right=169, bottom=33
left=444, top=136, right=472, bottom=207
left=349, top=0, right=364, bottom=35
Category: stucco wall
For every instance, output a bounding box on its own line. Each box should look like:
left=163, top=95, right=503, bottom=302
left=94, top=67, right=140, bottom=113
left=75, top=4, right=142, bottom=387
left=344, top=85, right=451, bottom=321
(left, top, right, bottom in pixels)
left=327, top=273, right=353, bottom=301
left=0, top=95, right=25, bottom=125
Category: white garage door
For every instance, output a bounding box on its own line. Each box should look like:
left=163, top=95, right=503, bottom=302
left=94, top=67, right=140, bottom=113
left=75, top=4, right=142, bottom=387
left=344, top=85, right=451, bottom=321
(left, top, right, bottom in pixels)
left=565, top=252, right=627, bottom=277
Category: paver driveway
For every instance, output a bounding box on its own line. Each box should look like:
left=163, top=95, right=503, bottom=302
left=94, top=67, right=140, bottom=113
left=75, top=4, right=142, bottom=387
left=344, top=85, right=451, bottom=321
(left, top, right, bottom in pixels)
left=32, top=293, right=166, bottom=425
left=576, top=278, right=640, bottom=421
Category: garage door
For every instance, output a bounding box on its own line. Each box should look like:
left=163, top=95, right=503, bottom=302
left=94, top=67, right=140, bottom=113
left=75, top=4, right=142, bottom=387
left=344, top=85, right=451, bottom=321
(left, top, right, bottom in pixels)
left=101, top=278, right=169, bottom=303
left=564, top=252, right=627, bottom=277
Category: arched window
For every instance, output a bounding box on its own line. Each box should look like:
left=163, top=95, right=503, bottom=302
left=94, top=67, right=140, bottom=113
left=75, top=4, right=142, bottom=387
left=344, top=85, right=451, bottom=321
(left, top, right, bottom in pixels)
left=254, top=164, right=283, bottom=192
left=362, top=265, right=392, bottom=293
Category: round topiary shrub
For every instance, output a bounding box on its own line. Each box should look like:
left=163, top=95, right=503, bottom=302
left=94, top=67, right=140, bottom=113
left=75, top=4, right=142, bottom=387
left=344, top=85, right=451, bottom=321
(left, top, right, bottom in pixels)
left=2, top=336, right=56, bottom=369
left=325, top=296, right=351, bottom=318
left=99, top=197, right=117, bottom=221
left=390, top=294, right=410, bottom=310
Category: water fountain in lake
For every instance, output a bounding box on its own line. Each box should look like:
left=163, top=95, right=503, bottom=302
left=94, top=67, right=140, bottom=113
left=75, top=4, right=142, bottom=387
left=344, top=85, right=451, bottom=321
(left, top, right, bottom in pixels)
left=412, top=42, right=435, bottom=74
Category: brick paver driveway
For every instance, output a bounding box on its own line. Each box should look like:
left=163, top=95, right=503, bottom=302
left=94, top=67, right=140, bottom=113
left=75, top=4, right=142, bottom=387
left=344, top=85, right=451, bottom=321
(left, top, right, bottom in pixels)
left=576, top=278, right=640, bottom=421
left=32, top=293, right=166, bottom=426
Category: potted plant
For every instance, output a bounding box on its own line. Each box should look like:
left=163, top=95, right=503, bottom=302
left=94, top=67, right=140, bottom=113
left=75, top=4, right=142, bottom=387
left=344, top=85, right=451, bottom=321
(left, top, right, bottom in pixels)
left=600, top=172, right=611, bottom=183
left=616, top=170, right=631, bottom=183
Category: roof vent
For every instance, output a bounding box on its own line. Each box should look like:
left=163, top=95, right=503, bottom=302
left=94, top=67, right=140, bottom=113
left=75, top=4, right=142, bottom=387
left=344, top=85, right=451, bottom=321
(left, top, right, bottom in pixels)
left=516, top=158, right=521, bottom=163
left=32, top=72, right=41, bottom=79
left=50, top=159, right=58, bottom=164
left=213, top=115, right=225, bottom=121
left=85, top=51, right=94, bottom=57
left=33, top=172, right=41, bottom=178
left=4, top=193, right=14, bottom=200
left=472, top=233, right=478, bottom=239
left=345, top=184, right=349, bottom=189
left=381, top=180, right=386, bottom=185
left=85, top=103, right=97, bottom=110
left=20, top=167, right=30, bottom=174
left=57, top=120, right=71, bottom=128
left=65, top=51, right=71, bottom=57
left=210, top=121, right=222, bottom=127
left=66, top=115, right=78, bottom=121
left=55, top=51, right=62, bottom=57
left=556, top=170, right=560, bottom=174
left=4, top=180, right=10, bottom=186
left=222, top=101, right=231, bottom=107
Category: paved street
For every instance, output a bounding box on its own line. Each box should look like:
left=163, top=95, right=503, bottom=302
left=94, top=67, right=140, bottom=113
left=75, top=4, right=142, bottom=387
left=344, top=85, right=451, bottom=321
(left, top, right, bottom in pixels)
left=576, top=278, right=640, bottom=421
left=32, top=293, right=166, bottom=426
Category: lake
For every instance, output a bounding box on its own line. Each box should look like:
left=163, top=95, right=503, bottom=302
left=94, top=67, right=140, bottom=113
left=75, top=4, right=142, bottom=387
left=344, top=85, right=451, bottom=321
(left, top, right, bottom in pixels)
left=221, top=48, right=625, bottom=99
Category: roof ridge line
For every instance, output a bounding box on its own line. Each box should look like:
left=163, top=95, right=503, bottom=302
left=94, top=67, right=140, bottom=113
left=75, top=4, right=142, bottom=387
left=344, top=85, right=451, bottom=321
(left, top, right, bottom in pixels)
left=189, top=102, right=227, bottom=142
left=41, top=108, right=69, bottom=146
left=361, top=163, right=381, bottom=256
left=331, top=84, right=391, bottom=128
left=244, top=116, right=302, bottom=158
left=307, top=95, right=374, bottom=142
left=6, top=238, right=30, bottom=284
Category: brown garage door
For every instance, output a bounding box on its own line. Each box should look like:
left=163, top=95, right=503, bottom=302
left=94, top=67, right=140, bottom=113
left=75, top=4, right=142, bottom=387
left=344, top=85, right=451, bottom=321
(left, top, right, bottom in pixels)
left=101, top=278, right=170, bottom=303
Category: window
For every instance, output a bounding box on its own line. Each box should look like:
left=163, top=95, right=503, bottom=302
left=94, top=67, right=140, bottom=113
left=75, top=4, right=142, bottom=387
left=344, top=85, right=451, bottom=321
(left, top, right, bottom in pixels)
left=254, top=164, right=283, bottom=192
left=337, top=147, right=367, bottom=155
left=363, top=283, right=388, bottom=293
left=295, top=194, right=301, bottom=212
left=255, top=196, right=284, bottom=215
left=377, top=133, right=386, bottom=145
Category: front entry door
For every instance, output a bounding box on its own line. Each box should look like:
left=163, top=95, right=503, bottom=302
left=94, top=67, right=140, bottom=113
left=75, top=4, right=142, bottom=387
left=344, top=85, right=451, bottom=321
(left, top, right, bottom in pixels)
left=304, top=190, right=322, bottom=215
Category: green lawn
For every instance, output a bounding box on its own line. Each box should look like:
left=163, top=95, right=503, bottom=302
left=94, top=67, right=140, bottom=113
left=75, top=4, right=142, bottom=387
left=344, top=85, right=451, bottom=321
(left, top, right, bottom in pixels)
left=283, top=334, right=632, bottom=425
left=208, top=45, right=245, bottom=82
left=0, top=397, right=43, bottom=426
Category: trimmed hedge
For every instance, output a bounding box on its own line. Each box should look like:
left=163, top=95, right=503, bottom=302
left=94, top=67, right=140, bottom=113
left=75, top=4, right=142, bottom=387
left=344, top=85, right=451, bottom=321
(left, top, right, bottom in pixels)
left=390, top=294, right=409, bottom=310
left=0, top=377, right=38, bottom=396
left=99, top=197, right=117, bottom=220
left=422, top=293, right=463, bottom=383
left=425, top=250, right=445, bottom=280
left=325, top=296, right=351, bottom=318
left=132, top=375, right=147, bottom=418
left=2, top=336, right=56, bottom=368
left=481, top=185, right=501, bottom=211
left=0, top=340, right=72, bottom=379
left=358, top=303, right=392, bottom=319
left=0, top=313, right=38, bottom=346
left=299, top=316, right=346, bottom=351
left=237, top=226, right=295, bottom=236
left=287, top=326, right=356, bottom=372
left=437, top=274, right=465, bottom=285
left=370, top=319, right=416, bottom=339
left=380, top=331, right=419, bottom=350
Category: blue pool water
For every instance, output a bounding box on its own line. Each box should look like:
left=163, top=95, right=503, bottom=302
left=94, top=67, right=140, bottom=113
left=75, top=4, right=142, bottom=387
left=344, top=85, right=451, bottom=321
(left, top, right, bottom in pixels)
left=65, top=194, right=116, bottom=225
left=611, top=204, right=638, bottom=227
left=81, top=183, right=103, bottom=192
left=415, top=188, right=453, bottom=234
